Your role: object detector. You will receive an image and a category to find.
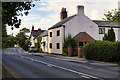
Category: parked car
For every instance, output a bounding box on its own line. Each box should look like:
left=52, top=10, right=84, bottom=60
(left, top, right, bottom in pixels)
left=29, top=47, right=37, bottom=53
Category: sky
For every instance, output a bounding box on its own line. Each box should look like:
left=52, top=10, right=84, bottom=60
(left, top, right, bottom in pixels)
left=6, top=0, right=119, bottom=36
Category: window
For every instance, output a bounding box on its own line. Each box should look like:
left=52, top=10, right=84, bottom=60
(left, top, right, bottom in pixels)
left=57, top=43, right=60, bottom=49
left=57, top=30, right=60, bottom=36
left=43, top=42, right=46, bottom=46
left=50, top=43, right=52, bottom=48
left=99, top=28, right=105, bottom=34
left=79, top=42, right=83, bottom=47
left=85, top=42, right=87, bottom=44
left=50, top=32, right=52, bottom=37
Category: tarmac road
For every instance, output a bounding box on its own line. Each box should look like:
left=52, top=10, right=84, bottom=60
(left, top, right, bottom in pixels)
left=2, top=47, right=119, bottom=80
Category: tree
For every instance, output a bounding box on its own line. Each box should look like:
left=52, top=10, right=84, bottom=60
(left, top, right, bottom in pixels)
left=2, top=34, right=16, bottom=48
left=15, top=28, right=30, bottom=49
left=103, top=8, right=120, bottom=22
left=2, top=2, right=35, bottom=29
left=35, top=36, right=42, bottom=52
left=103, top=27, right=115, bottom=42
left=103, top=34, right=108, bottom=41
left=108, top=27, right=115, bottom=41
left=63, top=34, right=77, bottom=54
left=22, top=37, right=31, bottom=51
left=2, top=2, right=35, bottom=49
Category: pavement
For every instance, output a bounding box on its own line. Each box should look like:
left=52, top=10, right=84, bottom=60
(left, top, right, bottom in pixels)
left=27, top=52, right=119, bottom=68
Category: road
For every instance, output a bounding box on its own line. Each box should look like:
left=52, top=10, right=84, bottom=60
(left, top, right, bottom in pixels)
left=2, top=48, right=120, bottom=80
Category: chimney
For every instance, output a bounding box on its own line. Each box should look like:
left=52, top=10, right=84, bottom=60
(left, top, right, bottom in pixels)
left=77, top=5, right=84, bottom=16
left=60, top=7, right=67, bottom=20
left=32, top=25, right=34, bottom=31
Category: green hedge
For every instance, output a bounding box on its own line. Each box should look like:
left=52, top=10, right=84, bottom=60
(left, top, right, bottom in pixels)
left=83, top=40, right=120, bottom=63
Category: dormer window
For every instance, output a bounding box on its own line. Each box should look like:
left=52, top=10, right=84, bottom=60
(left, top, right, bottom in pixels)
left=57, top=30, right=60, bottom=36
left=99, top=28, right=105, bottom=34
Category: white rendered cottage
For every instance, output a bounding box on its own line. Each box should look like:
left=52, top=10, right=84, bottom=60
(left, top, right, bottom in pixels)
left=47, top=5, right=120, bottom=54
left=30, top=26, right=45, bottom=51
left=40, top=30, right=48, bottom=53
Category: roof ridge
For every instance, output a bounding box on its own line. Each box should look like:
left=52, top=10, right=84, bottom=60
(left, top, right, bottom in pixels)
left=48, top=14, right=76, bottom=30
left=93, top=20, right=119, bottom=22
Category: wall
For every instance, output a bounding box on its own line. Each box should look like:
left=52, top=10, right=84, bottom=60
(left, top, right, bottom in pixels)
left=41, top=36, right=48, bottom=52
left=75, top=32, right=95, bottom=47
left=98, top=27, right=118, bottom=41
left=118, top=28, right=120, bottom=41
left=48, top=27, right=64, bottom=54
left=64, top=15, right=99, bottom=40
left=30, top=36, right=35, bottom=47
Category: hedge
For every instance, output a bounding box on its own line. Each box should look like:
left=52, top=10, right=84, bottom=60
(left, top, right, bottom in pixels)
left=83, top=40, right=120, bottom=63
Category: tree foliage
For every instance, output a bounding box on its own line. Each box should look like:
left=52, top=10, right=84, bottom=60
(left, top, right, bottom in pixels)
left=103, top=27, right=115, bottom=42
left=63, top=34, right=77, bottom=54
left=2, top=2, right=35, bottom=29
left=103, top=8, right=120, bottom=22
left=2, top=2, right=34, bottom=49
left=15, top=28, right=30, bottom=50
left=23, top=38, right=31, bottom=51
left=2, top=34, right=16, bottom=49
left=35, top=36, right=42, bottom=52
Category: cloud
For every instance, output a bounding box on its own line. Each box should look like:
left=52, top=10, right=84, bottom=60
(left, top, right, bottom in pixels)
left=7, top=1, right=119, bottom=36
left=85, top=2, right=118, bottom=20
left=38, top=3, right=47, bottom=6
left=36, top=1, right=118, bottom=20
left=91, top=10, right=98, bottom=20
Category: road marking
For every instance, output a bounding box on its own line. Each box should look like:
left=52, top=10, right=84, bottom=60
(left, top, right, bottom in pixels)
left=52, top=64, right=99, bottom=79
left=81, top=75, right=90, bottom=79
left=14, top=55, right=102, bottom=80
left=5, top=53, right=103, bottom=80
left=47, top=57, right=72, bottom=61
left=23, top=57, right=101, bottom=80
left=47, top=56, right=94, bottom=70
left=47, top=64, right=53, bottom=67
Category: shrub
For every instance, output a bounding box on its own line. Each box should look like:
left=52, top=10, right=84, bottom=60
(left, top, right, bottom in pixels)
left=103, top=27, right=115, bottom=41
left=83, top=40, right=120, bottom=63
left=63, top=34, right=77, bottom=55
left=112, top=41, right=120, bottom=63
left=35, top=36, right=42, bottom=52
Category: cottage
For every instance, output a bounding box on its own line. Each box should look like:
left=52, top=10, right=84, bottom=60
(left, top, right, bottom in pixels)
left=47, top=5, right=120, bottom=54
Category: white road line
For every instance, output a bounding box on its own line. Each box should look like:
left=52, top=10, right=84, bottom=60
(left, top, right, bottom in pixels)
left=17, top=55, right=102, bottom=80
left=81, top=75, right=90, bottom=79
left=52, top=64, right=99, bottom=79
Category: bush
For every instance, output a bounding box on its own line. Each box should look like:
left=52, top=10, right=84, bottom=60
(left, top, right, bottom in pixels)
left=83, top=40, right=120, bottom=63
left=103, top=27, right=115, bottom=41
left=35, top=36, right=42, bottom=52
left=63, top=34, right=77, bottom=55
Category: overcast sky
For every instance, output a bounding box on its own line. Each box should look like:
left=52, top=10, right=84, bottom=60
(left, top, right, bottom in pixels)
left=7, top=0, right=119, bottom=36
